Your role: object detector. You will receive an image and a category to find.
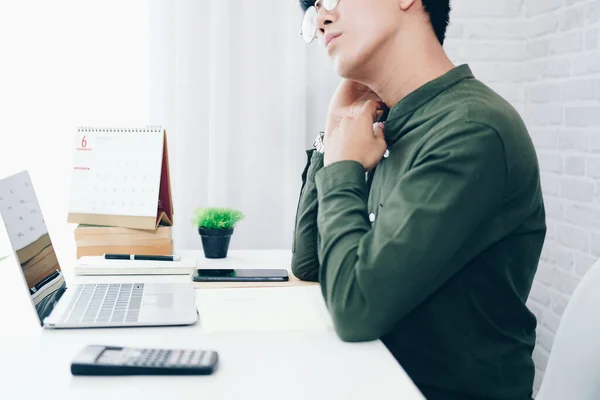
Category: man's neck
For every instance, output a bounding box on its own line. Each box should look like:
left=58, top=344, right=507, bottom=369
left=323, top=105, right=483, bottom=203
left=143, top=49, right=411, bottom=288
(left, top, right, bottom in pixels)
left=359, top=31, right=456, bottom=108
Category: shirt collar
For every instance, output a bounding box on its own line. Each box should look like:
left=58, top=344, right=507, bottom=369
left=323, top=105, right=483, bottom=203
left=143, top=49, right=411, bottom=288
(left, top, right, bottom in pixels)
left=382, top=64, right=474, bottom=145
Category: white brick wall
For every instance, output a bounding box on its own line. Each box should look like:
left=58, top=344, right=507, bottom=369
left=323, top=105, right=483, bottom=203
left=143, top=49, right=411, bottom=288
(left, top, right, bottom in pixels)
left=445, top=0, right=600, bottom=395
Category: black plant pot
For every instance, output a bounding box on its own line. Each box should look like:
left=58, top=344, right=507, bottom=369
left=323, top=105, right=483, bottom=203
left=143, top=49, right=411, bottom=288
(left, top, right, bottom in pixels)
left=198, top=227, right=234, bottom=259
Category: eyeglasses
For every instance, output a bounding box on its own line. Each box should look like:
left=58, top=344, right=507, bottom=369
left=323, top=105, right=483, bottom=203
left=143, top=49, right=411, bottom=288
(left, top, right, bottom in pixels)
left=300, top=0, right=340, bottom=43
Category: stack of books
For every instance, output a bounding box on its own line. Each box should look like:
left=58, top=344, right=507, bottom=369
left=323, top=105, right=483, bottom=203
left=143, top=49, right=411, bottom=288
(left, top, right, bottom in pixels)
left=74, top=224, right=173, bottom=258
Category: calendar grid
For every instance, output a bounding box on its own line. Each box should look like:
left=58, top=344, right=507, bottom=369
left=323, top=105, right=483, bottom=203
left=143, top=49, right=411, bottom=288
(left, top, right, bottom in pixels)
left=67, top=126, right=173, bottom=231
left=69, top=127, right=163, bottom=218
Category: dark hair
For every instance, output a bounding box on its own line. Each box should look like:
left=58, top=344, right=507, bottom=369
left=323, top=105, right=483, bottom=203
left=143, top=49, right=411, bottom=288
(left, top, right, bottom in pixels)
left=298, top=0, right=451, bottom=45
left=422, top=0, right=451, bottom=45
left=299, top=0, right=313, bottom=12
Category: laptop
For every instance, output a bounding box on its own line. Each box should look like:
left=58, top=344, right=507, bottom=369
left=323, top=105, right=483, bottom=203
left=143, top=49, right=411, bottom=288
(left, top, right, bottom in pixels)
left=0, top=170, right=198, bottom=328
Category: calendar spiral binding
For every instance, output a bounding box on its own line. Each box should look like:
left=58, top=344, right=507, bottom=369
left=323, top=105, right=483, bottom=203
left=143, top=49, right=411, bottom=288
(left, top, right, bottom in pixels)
left=76, top=125, right=163, bottom=133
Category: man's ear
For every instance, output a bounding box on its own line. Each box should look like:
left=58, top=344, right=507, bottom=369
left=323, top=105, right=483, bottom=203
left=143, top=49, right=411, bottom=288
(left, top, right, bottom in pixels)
left=399, top=0, right=417, bottom=11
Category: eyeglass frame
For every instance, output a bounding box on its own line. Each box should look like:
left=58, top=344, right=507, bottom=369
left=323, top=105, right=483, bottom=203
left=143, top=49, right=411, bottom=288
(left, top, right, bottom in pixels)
left=299, top=0, right=341, bottom=43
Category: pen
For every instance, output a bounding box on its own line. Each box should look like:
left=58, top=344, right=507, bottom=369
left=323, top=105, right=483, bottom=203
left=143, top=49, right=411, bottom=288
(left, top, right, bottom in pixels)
left=30, top=269, right=61, bottom=294
left=104, top=254, right=181, bottom=262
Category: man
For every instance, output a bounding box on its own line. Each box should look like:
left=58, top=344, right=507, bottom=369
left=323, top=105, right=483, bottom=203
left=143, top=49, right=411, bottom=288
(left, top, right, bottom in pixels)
left=291, top=0, right=546, bottom=399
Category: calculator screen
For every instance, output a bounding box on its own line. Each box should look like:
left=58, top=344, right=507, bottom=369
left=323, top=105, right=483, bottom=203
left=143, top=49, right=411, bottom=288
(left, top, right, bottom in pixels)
left=97, top=349, right=125, bottom=365
left=0, top=171, right=66, bottom=325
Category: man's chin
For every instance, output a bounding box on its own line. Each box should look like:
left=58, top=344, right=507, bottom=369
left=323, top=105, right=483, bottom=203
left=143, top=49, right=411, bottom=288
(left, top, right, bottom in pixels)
left=332, top=57, right=359, bottom=80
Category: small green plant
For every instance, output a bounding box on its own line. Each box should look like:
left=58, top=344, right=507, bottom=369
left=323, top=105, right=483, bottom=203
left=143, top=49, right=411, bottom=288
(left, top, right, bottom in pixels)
left=193, top=207, right=244, bottom=230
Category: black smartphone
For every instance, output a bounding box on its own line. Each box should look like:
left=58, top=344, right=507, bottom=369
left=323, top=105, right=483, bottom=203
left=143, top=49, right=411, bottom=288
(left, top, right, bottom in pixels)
left=192, top=268, right=289, bottom=282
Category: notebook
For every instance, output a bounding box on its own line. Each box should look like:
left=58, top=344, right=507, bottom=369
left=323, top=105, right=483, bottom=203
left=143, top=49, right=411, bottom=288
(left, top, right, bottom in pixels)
left=67, top=126, right=173, bottom=231
left=74, top=255, right=197, bottom=276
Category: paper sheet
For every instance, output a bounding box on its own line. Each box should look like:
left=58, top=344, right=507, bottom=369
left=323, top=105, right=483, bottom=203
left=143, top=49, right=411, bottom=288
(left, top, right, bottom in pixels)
left=196, top=286, right=334, bottom=333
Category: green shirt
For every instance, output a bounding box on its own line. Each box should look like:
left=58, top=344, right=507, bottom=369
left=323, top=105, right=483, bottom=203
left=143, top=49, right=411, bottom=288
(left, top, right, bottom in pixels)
left=291, top=65, right=546, bottom=400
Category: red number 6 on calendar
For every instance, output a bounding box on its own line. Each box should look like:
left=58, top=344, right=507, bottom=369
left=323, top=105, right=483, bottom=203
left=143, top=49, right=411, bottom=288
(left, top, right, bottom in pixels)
left=81, top=136, right=87, bottom=148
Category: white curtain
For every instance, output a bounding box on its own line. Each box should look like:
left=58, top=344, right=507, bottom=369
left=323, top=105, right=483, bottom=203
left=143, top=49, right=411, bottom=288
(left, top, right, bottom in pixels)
left=148, top=0, right=340, bottom=250
left=0, top=0, right=150, bottom=261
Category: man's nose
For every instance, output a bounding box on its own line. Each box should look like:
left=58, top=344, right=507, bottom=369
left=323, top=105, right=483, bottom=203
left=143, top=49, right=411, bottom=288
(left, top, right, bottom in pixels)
left=315, top=7, right=336, bottom=35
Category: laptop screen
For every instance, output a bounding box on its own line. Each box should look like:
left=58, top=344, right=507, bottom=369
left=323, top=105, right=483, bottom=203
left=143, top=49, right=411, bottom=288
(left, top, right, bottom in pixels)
left=0, top=171, right=66, bottom=325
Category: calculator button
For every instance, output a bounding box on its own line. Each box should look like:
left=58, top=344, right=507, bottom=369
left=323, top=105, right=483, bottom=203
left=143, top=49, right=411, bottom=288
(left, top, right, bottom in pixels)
left=150, top=351, right=161, bottom=362
left=191, top=351, right=203, bottom=365
left=166, top=350, right=182, bottom=367
left=200, top=351, right=213, bottom=366
left=155, top=351, right=166, bottom=366
left=141, top=351, right=153, bottom=365
left=180, top=350, right=193, bottom=366
left=155, top=350, right=168, bottom=366
left=122, top=350, right=135, bottom=364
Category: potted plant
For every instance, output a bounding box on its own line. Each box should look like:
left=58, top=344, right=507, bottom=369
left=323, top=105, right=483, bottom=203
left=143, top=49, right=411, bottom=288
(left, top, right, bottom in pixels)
left=192, top=207, right=244, bottom=259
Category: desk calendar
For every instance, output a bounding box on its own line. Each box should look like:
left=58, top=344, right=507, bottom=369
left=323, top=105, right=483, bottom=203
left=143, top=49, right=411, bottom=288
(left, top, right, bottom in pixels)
left=67, top=126, right=173, bottom=231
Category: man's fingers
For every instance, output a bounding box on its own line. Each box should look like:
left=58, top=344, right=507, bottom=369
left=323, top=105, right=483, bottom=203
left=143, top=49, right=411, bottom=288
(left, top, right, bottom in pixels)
left=373, top=122, right=385, bottom=139
left=361, top=99, right=381, bottom=122
left=373, top=122, right=387, bottom=157
left=338, top=116, right=352, bottom=132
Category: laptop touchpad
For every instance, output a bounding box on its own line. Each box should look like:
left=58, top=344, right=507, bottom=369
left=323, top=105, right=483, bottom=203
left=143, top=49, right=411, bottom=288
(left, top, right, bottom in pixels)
left=143, top=293, right=173, bottom=308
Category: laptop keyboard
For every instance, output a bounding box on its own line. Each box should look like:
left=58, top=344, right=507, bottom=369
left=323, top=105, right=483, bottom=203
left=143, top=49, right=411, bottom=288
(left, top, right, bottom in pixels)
left=62, top=283, right=145, bottom=325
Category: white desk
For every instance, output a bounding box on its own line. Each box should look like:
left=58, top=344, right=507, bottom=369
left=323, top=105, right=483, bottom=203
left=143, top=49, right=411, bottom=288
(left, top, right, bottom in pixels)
left=0, top=249, right=425, bottom=400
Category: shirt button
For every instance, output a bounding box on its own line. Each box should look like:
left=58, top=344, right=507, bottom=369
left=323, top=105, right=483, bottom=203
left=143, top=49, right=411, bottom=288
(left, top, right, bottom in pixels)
left=383, top=149, right=390, bottom=158
left=369, top=213, right=375, bottom=222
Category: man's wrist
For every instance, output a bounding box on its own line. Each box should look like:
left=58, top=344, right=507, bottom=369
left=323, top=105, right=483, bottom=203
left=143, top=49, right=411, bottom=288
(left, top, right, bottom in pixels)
left=324, top=153, right=366, bottom=169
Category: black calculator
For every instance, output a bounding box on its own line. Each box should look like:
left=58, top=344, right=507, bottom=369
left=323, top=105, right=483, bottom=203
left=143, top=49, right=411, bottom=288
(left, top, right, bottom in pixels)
left=71, top=345, right=219, bottom=376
